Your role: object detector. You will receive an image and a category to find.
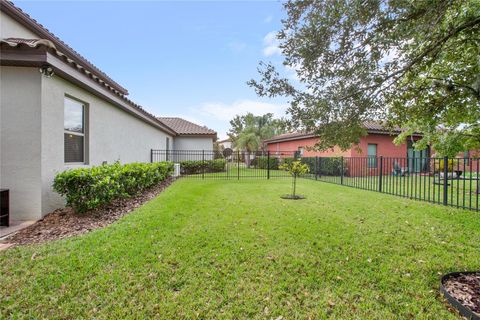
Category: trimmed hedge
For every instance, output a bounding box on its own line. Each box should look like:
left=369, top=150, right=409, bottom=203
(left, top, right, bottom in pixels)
left=180, top=159, right=226, bottom=175
left=252, top=156, right=279, bottom=170
left=53, top=162, right=173, bottom=213
left=281, top=157, right=347, bottom=176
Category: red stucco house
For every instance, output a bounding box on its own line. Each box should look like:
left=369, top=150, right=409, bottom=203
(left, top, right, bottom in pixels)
left=264, top=121, right=429, bottom=176
left=265, top=122, right=424, bottom=157
left=264, top=121, right=479, bottom=176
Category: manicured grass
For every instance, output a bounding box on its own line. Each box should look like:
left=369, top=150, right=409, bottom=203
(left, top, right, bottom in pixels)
left=1, top=179, right=479, bottom=319
left=314, top=174, right=479, bottom=210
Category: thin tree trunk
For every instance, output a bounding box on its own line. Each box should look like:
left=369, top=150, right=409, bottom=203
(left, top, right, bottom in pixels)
left=293, top=175, right=297, bottom=197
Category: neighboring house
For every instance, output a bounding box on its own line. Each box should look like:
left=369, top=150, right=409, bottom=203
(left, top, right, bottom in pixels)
left=264, top=121, right=429, bottom=175
left=217, top=138, right=233, bottom=150
left=158, top=117, right=216, bottom=151
left=265, top=121, right=425, bottom=157
left=156, top=117, right=216, bottom=161
left=265, top=121, right=480, bottom=175
left=0, top=1, right=215, bottom=221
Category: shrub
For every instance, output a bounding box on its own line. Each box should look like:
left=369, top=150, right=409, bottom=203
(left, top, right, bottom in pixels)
left=180, top=159, right=226, bottom=174
left=318, top=157, right=347, bottom=176
left=282, top=157, right=295, bottom=167
left=53, top=162, right=173, bottom=213
left=281, top=157, right=347, bottom=176
left=437, top=158, right=454, bottom=172
left=253, top=156, right=279, bottom=170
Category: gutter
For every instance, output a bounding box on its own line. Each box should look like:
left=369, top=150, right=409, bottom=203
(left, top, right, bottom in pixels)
left=1, top=45, right=177, bottom=136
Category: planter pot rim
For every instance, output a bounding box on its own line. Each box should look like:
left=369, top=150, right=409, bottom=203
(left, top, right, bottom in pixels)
left=440, top=271, right=480, bottom=320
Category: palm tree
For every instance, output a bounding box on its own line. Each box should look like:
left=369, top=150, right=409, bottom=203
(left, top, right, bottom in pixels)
left=233, top=130, right=260, bottom=167
left=228, top=113, right=286, bottom=167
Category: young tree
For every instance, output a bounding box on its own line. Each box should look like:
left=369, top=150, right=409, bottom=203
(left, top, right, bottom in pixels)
left=249, top=0, right=480, bottom=156
left=279, top=160, right=310, bottom=199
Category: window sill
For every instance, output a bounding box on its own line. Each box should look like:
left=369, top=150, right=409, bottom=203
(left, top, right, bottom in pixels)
left=65, top=162, right=88, bottom=167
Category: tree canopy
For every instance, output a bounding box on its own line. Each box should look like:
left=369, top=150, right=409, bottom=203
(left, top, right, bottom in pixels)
left=249, top=0, right=480, bottom=156
left=228, top=113, right=286, bottom=152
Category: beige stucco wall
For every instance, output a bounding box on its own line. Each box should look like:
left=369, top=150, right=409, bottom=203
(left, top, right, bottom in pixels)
left=40, top=75, right=174, bottom=215
left=0, top=66, right=43, bottom=220
left=0, top=11, right=39, bottom=38
left=173, top=136, right=213, bottom=151
left=0, top=65, right=174, bottom=221
left=172, top=136, right=214, bottom=161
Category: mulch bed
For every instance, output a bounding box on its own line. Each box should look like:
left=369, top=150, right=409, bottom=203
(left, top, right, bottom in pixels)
left=443, top=272, right=480, bottom=316
left=2, top=177, right=174, bottom=246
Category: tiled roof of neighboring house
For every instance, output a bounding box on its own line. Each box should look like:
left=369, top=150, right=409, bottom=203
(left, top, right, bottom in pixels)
left=362, top=121, right=402, bottom=133
left=158, top=117, right=217, bottom=137
left=1, top=0, right=128, bottom=95
left=263, top=131, right=316, bottom=143
left=264, top=121, right=420, bottom=144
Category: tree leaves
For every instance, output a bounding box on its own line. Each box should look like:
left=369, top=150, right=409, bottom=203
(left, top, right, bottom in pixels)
left=249, top=0, right=480, bottom=155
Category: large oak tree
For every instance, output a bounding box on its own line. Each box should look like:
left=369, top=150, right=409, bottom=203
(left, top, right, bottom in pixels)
left=249, top=0, right=480, bottom=156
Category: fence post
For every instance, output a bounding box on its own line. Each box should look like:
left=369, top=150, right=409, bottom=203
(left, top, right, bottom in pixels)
left=319, top=157, right=323, bottom=179
left=315, top=156, right=318, bottom=180
left=150, top=149, right=153, bottom=163
left=202, top=149, right=205, bottom=180
left=267, top=151, right=270, bottom=180
left=237, top=150, right=240, bottom=180
left=379, top=156, right=383, bottom=192
left=340, top=156, right=344, bottom=185
left=443, top=156, right=448, bottom=206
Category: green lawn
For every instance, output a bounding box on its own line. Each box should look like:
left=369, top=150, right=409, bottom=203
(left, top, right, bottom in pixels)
left=313, top=174, right=479, bottom=210
left=1, top=179, right=479, bottom=319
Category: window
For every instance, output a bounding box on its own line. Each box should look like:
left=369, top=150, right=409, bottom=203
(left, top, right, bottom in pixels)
left=367, top=144, right=377, bottom=168
left=298, top=147, right=304, bottom=156
left=64, top=97, right=86, bottom=163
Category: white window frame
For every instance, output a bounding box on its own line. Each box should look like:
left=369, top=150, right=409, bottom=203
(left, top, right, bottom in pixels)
left=298, top=147, right=304, bottom=156
left=64, top=96, right=87, bottom=164
left=367, top=143, right=377, bottom=168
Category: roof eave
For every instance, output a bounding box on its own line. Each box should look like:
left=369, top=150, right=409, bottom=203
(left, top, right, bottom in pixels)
left=0, top=47, right=177, bottom=136
left=1, top=0, right=129, bottom=95
left=264, top=133, right=316, bottom=144
left=178, top=133, right=217, bottom=138
left=264, top=130, right=423, bottom=144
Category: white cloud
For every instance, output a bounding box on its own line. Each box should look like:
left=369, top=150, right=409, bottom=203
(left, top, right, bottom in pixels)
left=262, top=31, right=281, bottom=57
left=197, top=99, right=287, bottom=121
left=264, top=15, right=273, bottom=23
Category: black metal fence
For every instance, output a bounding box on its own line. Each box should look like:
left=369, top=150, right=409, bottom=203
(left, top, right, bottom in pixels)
left=151, top=149, right=297, bottom=179
left=301, top=156, right=479, bottom=211
left=151, top=149, right=479, bottom=211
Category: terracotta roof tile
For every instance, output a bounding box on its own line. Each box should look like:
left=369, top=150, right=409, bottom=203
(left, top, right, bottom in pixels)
left=264, top=121, right=419, bottom=143
left=1, top=0, right=129, bottom=95
left=158, top=117, right=217, bottom=136
left=1, top=38, right=177, bottom=135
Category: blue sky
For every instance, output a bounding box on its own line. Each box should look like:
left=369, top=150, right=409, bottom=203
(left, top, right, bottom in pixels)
left=15, top=0, right=292, bottom=139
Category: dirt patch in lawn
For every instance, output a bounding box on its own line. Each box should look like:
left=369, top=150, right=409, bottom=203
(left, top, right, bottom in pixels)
left=2, top=177, right=174, bottom=246
left=443, top=272, right=480, bottom=316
